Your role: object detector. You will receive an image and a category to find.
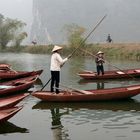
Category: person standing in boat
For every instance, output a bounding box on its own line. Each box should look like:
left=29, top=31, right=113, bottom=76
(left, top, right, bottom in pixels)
left=95, top=51, right=105, bottom=75
left=106, top=34, right=112, bottom=43
left=50, top=45, right=71, bottom=94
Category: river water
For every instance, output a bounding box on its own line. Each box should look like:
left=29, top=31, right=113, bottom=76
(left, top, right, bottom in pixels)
left=0, top=53, right=140, bottom=140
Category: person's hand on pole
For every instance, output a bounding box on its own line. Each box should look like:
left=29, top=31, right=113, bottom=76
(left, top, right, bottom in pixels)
left=67, top=54, right=72, bottom=59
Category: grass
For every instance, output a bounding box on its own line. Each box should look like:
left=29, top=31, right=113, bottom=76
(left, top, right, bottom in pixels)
left=1, top=43, right=140, bottom=60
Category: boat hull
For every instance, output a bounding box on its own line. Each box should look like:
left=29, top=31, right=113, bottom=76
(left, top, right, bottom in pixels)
left=32, top=85, right=140, bottom=102
left=0, top=75, right=37, bottom=96
left=0, top=69, right=43, bottom=80
left=0, top=106, right=23, bottom=122
left=78, top=68, right=140, bottom=80
left=0, top=93, right=29, bottom=109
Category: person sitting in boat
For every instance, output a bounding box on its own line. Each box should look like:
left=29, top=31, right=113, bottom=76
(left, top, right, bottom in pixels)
left=95, top=51, right=105, bottom=75
left=50, top=45, right=71, bottom=94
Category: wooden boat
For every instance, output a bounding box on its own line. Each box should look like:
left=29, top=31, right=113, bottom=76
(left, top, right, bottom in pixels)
left=0, top=93, right=29, bottom=109
left=0, top=75, right=38, bottom=96
left=0, top=106, right=23, bottom=122
left=78, top=68, right=140, bottom=80
left=0, top=69, right=43, bottom=80
left=32, top=84, right=140, bottom=102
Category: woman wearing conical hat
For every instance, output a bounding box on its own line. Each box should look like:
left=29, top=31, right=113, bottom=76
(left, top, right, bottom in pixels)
left=50, top=45, right=71, bottom=94
left=95, top=51, right=105, bottom=75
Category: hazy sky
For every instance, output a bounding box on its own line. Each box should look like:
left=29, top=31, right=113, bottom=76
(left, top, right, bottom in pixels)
left=1, top=0, right=140, bottom=44
left=0, top=0, right=32, bottom=23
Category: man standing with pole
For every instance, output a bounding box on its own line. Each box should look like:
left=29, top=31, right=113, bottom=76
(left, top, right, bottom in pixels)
left=50, top=45, right=71, bottom=94
left=40, top=15, right=107, bottom=91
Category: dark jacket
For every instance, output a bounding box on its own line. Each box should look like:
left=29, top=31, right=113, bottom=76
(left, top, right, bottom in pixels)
left=95, top=56, right=105, bottom=66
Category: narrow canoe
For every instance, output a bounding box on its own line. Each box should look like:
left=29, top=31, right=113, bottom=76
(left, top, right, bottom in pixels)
left=0, top=75, right=38, bottom=96
left=0, top=106, right=23, bottom=122
left=0, top=93, right=29, bottom=109
left=32, top=84, right=140, bottom=102
left=78, top=68, right=140, bottom=79
left=0, top=69, right=43, bottom=80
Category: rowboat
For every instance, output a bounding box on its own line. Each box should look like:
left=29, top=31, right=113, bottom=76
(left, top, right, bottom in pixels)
left=0, top=106, right=23, bottom=122
left=32, top=84, right=140, bottom=102
left=0, top=93, right=29, bottom=109
left=78, top=68, right=140, bottom=80
left=0, top=75, right=38, bottom=96
left=0, top=69, right=43, bottom=80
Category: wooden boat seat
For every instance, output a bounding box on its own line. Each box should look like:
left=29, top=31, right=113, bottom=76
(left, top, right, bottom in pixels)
left=84, top=70, right=94, bottom=73
left=0, top=85, right=15, bottom=89
left=134, top=70, right=140, bottom=73
left=127, top=86, right=140, bottom=90
left=116, top=71, right=125, bottom=74
left=74, top=90, right=93, bottom=94
left=13, top=81, right=27, bottom=86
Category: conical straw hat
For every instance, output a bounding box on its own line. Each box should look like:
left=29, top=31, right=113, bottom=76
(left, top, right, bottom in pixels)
left=97, top=51, right=104, bottom=55
left=52, top=45, right=63, bottom=52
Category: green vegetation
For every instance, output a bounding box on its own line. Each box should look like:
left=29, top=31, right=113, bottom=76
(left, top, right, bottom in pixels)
left=83, top=43, right=140, bottom=60
left=1, top=43, right=140, bottom=60
left=6, top=43, right=138, bottom=61
left=63, top=23, right=86, bottom=48
left=0, top=14, right=27, bottom=50
left=0, top=18, right=140, bottom=60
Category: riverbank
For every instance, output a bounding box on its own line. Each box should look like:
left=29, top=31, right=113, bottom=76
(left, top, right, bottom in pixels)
left=1, top=43, right=140, bottom=60
left=86, top=43, right=140, bottom=60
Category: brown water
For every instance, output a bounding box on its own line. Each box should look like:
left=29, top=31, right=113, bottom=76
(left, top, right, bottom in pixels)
left=0, top=53, right=140, bottom=140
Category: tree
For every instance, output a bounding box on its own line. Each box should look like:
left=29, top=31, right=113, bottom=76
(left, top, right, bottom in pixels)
left=0, top=14, right=27, bottom=49
left=13, top=32, right=28, bottom=47
left=63, top=23, right=86, bottom=48
left=0, top=14, right=4, bottom=25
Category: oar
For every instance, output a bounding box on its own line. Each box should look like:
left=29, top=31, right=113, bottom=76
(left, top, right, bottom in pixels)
left=41, top=15, right=107, bottom=91
left=81, top=49, right=136, bottom=79
left=40, top=78, right=51, bottom=91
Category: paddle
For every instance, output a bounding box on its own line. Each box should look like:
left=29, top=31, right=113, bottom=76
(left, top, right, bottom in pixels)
left=80, top=49, right=136, bottom=79
left=41, top=15, right=107, bottom=91
left=40, top=78, right=51, bottom=91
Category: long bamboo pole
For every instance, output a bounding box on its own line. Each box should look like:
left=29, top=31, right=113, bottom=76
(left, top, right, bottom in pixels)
left=41, top=15, right=107, bottom=91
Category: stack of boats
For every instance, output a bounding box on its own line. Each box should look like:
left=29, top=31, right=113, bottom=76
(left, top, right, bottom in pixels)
left=0, top=64, right=43, bottom=122
left=2, top=63, right=140, bottom=121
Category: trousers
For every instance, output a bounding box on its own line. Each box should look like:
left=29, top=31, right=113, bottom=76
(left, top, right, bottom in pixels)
left=50, top=71, right=60, bottom=93
left=97, top=65, right=104, bottom=75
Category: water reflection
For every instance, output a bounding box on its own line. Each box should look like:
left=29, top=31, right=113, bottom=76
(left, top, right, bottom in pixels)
left=51, top=108, right=69, bottom=140
left=2, top=53, right=140, bottom=139
left=0, top=121, right=29, bottom=134
left=34, top=78, right=43, bottom=86
left=51, top=108, right=69, bottom=129
left=32, top=99, right=140, bottom=139
left=33, top=99, right=140, bottom=112
left=78, top=78, right=140, bottom=89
